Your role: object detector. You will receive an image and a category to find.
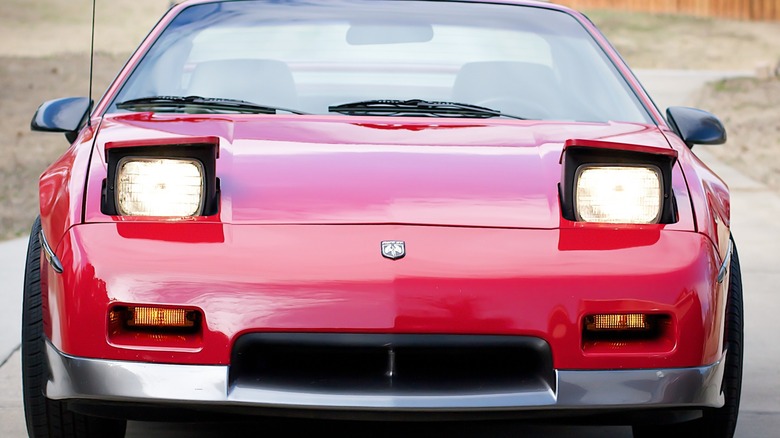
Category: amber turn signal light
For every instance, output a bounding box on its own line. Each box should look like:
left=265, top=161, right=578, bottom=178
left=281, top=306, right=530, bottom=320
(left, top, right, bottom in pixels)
left=585, top=313, right=649, bottom=331
left=582, top=313, right=673, bottom=349
left=127, top=306, right=196, bottom=328
left=110, top=306, right=200, bottom=332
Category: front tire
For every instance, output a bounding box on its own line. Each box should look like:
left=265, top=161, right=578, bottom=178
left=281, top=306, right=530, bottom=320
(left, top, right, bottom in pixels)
left=21, top=217, right=127, bottom=438
left=633, top=236, right=743, bottom=438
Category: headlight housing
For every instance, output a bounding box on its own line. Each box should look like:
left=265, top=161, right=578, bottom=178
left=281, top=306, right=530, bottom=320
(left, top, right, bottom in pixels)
left=559, top=141, right=678, bottom=225
left=116, top=158, right=205, bottom=217
left=102, top=141, right=219, bottom=217
left=574, top=165, right=662, bottom=224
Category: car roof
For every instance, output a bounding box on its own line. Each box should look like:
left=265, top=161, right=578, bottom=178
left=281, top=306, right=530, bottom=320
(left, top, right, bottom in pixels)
left=172, top=0, right=575, bottom=15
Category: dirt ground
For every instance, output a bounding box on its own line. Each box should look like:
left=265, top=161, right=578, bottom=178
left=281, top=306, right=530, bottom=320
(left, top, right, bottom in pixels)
left=0, top=1, right=168, bottom=239
left=0, top=3, right=778, bottom=239
left=693, top=77, right=780, bottom=191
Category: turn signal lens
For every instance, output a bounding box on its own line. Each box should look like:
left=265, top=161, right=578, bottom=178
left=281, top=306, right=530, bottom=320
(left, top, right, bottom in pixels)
left=582, top=313, right=674, bottom=351
left=110, top=306, right=200, bottom=331
left=127, top=306, right=196, bottom=328
left=116, top=158, right=205, bottom=216
left=585, top=313, right=648, bottom=331
left=575, top=165, right=662, bottom=224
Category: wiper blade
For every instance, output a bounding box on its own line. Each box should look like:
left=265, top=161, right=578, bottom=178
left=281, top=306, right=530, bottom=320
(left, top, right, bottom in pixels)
left=328, top=99, right=526, bottom=120
left=116, top=96, right=308, bottom=115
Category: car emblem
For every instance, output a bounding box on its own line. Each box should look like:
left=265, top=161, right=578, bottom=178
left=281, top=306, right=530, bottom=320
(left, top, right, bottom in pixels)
left=381, top=240, right=406, bottom=260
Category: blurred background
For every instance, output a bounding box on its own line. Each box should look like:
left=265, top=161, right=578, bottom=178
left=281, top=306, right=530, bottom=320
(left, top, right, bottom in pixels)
left=560, top=0, right=780, bottom=21
left=0, top=0, right=778, bottom=240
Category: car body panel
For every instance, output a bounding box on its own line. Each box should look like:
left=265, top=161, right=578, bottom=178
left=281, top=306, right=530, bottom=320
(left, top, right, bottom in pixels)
left=664, top=128, right=731, bottom=257
left=44, top=340, right=726, bottom=412
left=47, top=222, right=723, bottom=370
left=76, top=114, right=696, bottom=231
left=38, top=126, right=96, bottom=252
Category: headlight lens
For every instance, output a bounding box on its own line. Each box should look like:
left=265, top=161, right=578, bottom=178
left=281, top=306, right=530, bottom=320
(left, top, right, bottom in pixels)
left=116, top=158, right=205, bottom=216
left=575, top=165, right=662, bottom=224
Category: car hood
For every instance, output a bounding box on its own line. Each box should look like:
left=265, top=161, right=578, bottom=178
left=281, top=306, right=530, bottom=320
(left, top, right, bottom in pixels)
left=94, top=114, right=673, bottom=229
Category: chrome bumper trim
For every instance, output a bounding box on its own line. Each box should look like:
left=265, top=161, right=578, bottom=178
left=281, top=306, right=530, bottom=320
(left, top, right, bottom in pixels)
left=717, top=239, right=733, bottom=284
left=38, top=230, right=63, bottom=274
left=45, top=342, right=725, bottom=411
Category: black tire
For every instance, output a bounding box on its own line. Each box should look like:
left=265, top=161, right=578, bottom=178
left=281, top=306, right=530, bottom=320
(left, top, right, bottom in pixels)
left=633, top=236, right=743, bottom=438
left=21, top=217, right=127, bottom=438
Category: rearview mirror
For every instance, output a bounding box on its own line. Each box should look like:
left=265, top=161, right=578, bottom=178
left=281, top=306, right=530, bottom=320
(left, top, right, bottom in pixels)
left=666, top=106, right=726, bottom=149
left=347, top=22, right=433, bottom=45
left=31, top=97, right=92, bottom=143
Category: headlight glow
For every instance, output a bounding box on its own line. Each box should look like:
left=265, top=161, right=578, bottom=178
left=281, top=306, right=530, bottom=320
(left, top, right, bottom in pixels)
left=116, top=158, right=205, bottom=216
left=575, top=165, right=662, bottom=224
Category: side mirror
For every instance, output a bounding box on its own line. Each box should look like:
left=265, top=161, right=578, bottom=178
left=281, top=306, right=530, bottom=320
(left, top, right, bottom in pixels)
left=666, top=106, right=726, bottom=149
left=31, top=97, right=92, bottom=143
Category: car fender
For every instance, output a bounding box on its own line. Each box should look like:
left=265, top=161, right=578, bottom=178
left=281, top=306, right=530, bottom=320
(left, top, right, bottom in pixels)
left=38, top=123, right=100, bottom=256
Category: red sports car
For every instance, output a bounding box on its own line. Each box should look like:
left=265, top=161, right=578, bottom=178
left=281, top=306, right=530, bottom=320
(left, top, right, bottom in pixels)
left=23, top=1, right=742, bottom=437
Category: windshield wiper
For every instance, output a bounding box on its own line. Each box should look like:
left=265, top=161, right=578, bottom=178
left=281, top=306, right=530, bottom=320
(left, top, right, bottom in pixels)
left=328, top=99, right=526, bottom=120
left=116, top=96, right=308, bottom=115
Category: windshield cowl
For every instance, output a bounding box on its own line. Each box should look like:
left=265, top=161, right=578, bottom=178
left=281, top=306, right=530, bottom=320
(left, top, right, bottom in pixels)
left=116, top=95, right=309, bottom=115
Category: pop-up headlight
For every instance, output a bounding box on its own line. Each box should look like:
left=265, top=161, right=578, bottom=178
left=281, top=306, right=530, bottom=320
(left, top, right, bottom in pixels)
left=574, top=165, right=662, bottom=224
left=560, top=141, right=678, bottom=225
left=102, top=140, right=219, bottom=217
left=116, top=158, right=205, bottom=217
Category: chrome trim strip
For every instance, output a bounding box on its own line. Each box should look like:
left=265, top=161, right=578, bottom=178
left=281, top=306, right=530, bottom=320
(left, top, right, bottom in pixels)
left=557, top=359, right=725, bottom=408
left=45, top=341, right=724, bottom=410
left=38, top=230, right=63, bottom=274
left=717, top=239, right=733, bottom=284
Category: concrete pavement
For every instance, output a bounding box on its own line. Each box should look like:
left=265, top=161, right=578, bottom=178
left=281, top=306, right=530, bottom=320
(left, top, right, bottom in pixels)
left=0, top=235, right=26, bottom=437
left=1, top=69, right=778, bottom=437
left=0, top=236, right=27, bottom=364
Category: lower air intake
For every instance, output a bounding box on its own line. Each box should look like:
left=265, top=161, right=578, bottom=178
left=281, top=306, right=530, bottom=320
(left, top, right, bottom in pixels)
left=229, top=334, right=554, bottom=395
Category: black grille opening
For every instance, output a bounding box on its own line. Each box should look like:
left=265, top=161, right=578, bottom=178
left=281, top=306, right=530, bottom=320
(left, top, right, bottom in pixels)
left=396, top=345, right=541, bottom=392
left=238, top=344, right=390, bottom=391
left=230, top=334, right=554, bottom=395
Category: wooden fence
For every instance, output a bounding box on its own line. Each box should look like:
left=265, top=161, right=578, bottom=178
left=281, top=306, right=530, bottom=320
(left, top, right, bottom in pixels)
left=555, top=0, right=780, bottom=21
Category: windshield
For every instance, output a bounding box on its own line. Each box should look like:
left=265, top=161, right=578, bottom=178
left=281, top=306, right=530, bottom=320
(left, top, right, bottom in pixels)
left=108, top=0, right=652, bottom=123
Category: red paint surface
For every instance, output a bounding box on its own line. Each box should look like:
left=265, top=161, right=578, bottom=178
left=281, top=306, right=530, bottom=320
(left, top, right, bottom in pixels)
left=46, top=223, right=722, bottom=369
left=81, top=115, right=696, bottom=231
left=562, top=138, right=679, bottom=159
left=39, top=114, right=721, bottom=372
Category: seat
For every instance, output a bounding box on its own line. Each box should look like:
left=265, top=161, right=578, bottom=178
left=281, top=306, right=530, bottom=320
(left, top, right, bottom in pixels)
left=187, top=59, right=298, bottom=109
left=452, top=61, right=564, bottom=119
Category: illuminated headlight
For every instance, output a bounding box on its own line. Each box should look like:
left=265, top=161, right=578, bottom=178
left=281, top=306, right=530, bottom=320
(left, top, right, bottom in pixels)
left=574, top=165, right=662, bottom=224
left=116, top=158, right=205, bottom=216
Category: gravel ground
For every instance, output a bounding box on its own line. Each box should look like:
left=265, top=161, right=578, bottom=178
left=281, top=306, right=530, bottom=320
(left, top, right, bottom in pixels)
left=691, top=77, right=780, bottom=192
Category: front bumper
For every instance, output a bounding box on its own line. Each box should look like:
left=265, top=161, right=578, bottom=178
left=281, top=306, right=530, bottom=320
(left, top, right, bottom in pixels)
left=46, top=341, right=724, bottom=416
left=45, top=223, right=726, bottom=370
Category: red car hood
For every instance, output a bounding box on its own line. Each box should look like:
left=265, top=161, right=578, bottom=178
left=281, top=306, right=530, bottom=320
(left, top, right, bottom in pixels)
left=94, top=114, right=672, bottom=229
